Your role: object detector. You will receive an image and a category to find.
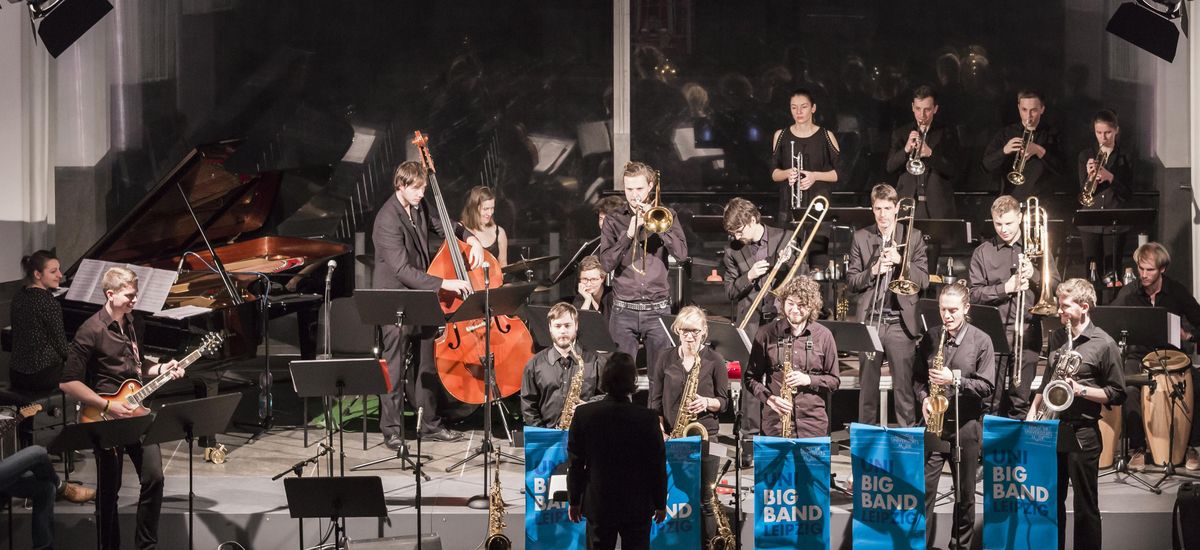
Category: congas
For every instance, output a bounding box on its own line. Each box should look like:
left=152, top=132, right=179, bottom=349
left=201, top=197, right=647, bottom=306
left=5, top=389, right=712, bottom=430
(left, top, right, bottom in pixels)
left=1141, top=349, right=1194, bottom=466
left=1099, top=403, right=1122, bottom=470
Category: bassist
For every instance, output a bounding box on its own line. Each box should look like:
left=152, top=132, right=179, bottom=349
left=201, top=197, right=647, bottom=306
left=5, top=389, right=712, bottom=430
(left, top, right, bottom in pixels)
left=60, top=267, right=183, bottom=550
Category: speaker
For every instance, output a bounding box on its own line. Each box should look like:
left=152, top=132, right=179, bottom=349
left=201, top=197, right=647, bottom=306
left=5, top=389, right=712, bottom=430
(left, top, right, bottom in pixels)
left=1174, top=482, right=1200, bottom=549
left=35, top=0, right=113, bottom=58
left=347, top=534, right=442, bottom=550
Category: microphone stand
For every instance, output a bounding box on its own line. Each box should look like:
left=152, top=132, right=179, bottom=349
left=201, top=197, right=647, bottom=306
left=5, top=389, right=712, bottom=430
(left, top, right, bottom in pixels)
left=416, top=407, right=424, bottom=550
left=951, top=369, right=963, bottom=549
left=731, top=382, right=743, bottom=549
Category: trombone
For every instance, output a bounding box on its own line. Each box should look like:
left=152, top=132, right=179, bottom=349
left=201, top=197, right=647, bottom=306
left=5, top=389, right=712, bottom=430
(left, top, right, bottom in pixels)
left=736, top=196, right=829, bottom=330
left=866, top=197, right=918, bottom=328
left=906, top=127, right=928, bottom=176
left=630, top=172, right=674, bottom=274
left=789, top=143, right=806, bottom=210
left=1007, top=127, right=1035, bottom=186
left=1011, top=197, right=1056, bottom=389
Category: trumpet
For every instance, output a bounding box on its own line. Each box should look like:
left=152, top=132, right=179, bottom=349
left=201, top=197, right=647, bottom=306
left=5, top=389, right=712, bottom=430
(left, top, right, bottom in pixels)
left=630, top=172, right=674, bottom=274
left=1036, top=319, right=1083, bottom=421
left=736, top=196, right=829, bottom=330
left=789, top=143, right=806, bottom=209
left=906, top=126, right=928, bottom=176
left=1079, top=149, right=1109, bottom=208
left=1007, top=126, right=1035, bottom=186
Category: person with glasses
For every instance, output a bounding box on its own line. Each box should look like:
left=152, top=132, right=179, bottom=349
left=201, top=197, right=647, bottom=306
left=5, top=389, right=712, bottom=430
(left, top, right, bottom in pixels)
left=572, top=255, right=612, bottom=322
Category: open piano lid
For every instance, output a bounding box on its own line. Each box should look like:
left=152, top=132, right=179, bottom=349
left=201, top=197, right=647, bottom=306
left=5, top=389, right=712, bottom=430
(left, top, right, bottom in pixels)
left=66, top=141, right=285, bottom=276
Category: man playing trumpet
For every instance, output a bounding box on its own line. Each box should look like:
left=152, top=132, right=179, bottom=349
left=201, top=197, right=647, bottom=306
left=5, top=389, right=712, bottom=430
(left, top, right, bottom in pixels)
left=982, top=90, right=1065, bottom=201
left=913, top=282, right=995, bottom=550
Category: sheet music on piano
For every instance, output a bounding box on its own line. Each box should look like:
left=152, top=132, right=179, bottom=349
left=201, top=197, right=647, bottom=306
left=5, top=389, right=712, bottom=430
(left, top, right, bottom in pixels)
left=65, top=259, right=180, bottom=314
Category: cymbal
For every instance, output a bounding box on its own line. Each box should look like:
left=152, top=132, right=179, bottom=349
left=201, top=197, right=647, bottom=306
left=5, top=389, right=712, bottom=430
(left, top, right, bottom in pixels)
left=1141, top=349, right=1191, bottom=372
left=502, top=255, right=556, bottom=274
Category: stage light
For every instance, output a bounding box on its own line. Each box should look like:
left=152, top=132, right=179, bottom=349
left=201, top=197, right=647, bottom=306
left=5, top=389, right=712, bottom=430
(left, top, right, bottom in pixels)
left=1106, top=0, right=1186, bottom=62
left=25, top=0, right=113, bottom=58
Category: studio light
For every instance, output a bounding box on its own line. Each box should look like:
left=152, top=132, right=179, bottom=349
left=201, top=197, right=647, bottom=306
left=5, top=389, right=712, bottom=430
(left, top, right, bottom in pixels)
left=1106, top=0, right=1186, bottom=62
left=26, top=0, right=113, bottom=58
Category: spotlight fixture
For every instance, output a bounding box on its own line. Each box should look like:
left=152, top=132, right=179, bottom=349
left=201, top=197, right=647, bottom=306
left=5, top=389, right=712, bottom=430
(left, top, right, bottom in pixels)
left=1106, top=0, right=1188, bottom=62
left=25, top=0, right=113, bottom=58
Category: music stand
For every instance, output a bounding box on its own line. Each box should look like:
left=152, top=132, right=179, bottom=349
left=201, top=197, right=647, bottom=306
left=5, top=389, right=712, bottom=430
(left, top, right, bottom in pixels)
left=913, top=219, right=974, bottom=252
left=352, top=289, right=443, bottom=473
left=284, top=476, right=387, bottom=550
left=1073, top=208, right=1155, bottom=276
left=549, top=237, right=601, bottom=286
left=49, top=415, right=154, bottom=550
left=524, top=306, right=617, bottom=353
left=142, top=394, right=241, bottom=550
left=291, top=358, right=391, bottom=476
left=444, top=282, right=538, bottom=481
left=826, top=207, right=875, bottom=230
left=917, top=300, right=1011, bottom=355
left=1091, top=306, right=1186, bottom=492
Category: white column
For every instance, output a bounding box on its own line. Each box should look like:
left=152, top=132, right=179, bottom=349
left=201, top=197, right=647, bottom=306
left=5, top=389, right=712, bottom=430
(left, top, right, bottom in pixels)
left=612, top=0, right=631, bottom=189
left=1190, top=10, right=1200, bottom=294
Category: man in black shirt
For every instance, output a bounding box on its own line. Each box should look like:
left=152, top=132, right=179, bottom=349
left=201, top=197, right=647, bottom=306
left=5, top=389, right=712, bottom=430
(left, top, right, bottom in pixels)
left=60, top=267, right=184, bottom=550
left=913, top=282, right=995, bottom=550
left=982, top=90, right=1066, bottom=201
left=572, top=255, right=612, bottom=322
left=886, top=85, right=961, bottom=220
left=520, top=303, right=605, bottom=428
left=597, top=162, right=688, bottom=378
left=1027, top=278, right=1125, bottom=550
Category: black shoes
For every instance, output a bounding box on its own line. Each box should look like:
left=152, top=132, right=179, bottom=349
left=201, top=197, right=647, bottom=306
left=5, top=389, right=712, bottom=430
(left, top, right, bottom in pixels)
left=421, top=428, right=464, bottom=442
left=384, top=434, right=405, bottom=451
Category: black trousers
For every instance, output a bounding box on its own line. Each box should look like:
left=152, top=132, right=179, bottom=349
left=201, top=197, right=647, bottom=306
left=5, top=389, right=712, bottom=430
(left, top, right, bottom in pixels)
left=992, top=349, right=1040, bottom=419
left=380, top=325, right=442, bottom=436
left=1057, top=420, right=1103, bottom=550
left=859, top=320, right=918, bottom=426
left=96, top=442, right=164, bottom=550
left=924, top=421, right=981, bottom=550
left=586, top=516, right=652, bottom=550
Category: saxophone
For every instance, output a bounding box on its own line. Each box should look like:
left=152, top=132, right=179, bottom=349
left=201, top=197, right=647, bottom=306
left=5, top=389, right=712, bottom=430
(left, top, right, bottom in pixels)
left=1036, top=319, right=1083, bottom=421
left=779, top=337, right=796, bottom=439
left=669, top=343, right=708, bottom=440
left=926, top=327, right=950, bottom=436
left=557, top=347, right=586, bottom=430
left=707, top=480, right=735, bottom=550
left=484, top=450, right=511, bottom=550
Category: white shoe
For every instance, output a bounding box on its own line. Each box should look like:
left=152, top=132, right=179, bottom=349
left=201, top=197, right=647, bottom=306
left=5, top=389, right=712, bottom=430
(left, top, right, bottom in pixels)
left=1185, top=448, right=1200, bottom=471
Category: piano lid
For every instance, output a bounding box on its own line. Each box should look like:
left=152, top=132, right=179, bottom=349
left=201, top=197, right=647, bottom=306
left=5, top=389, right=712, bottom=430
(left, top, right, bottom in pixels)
left=66, top=142, right=282, bottom=276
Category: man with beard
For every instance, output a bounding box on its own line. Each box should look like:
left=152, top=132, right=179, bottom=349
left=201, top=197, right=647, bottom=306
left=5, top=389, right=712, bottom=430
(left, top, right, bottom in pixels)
left=521, top=303, right=606, bottom=428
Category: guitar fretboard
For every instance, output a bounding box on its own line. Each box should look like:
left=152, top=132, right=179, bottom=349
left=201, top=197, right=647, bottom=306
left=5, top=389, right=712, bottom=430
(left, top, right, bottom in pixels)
left=128, top=348, right=202, bottom=406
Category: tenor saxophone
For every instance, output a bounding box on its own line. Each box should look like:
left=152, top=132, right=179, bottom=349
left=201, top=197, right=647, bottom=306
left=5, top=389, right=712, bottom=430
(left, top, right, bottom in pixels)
left=557, top=348, right=586, bottom=430
left=707, top=480, right=735, bottom=549
left=484, top=450, right=511, bottom=550
left=926, top=327, right=950, bottom=436
left=779, top=337, right=796, bottom=439
left=669, top=344, right=708, bottom=440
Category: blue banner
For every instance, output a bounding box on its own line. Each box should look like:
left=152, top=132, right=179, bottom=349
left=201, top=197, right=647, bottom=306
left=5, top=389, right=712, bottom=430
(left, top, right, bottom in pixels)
left=754, top=436, right=831, bottom=549
left=850, top=423, right=926, bottom=550
left=524, top=426, right=585, bottom=550
left=983, top=416, right=1059, bottom=550
left=651, top=436, right=702, bottom=549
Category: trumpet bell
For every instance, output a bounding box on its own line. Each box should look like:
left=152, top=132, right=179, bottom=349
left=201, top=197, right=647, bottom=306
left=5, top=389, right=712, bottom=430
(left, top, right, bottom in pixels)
left=1007, top=171, right=1026, bottom=186
left=887, top=278, right=920, bottom=296
left=906, top=159, right=926, bottom=176
left=1078, top=193, right=1095, bottom=208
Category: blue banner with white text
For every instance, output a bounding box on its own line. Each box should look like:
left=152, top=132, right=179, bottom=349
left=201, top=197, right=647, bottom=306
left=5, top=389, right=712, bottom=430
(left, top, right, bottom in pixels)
left=651, top=436, right=702, bottom=549
left=850, top=423, right=926, bottom=550
left=754, top=436, right=831, bottom=549
left=524, top=426, right=585, bottom=550
left=983, top=415, right=1059, bottom=550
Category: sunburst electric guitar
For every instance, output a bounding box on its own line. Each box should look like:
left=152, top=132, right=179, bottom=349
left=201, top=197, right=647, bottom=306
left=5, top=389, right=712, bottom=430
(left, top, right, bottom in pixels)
left=80, top=332, right=224, bottom=423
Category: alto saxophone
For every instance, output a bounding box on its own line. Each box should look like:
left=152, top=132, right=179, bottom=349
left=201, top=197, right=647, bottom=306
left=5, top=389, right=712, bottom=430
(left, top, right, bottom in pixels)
left=484, top=450, right=512, bottom=550
left=926, top=328, right=950, bottom=436
left=557, top=348, right=586, bottom=430
left=707, top=480, right=735, bottom=550
left=669, top=344, right=708, bottom=440
left=779, top=337, right=796, bottom=439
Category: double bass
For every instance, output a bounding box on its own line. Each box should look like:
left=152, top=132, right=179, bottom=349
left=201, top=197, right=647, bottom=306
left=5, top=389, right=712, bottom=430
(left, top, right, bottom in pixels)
left=412, top=132, right=534, bottom=405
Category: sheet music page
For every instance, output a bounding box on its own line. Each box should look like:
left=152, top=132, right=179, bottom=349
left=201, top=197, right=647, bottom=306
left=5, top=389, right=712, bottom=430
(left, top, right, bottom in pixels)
left=152, top=305, right=212, bottom=320
left=128, top=265, right=178, bottom=314
left=65, top=259, right=120, bottom=305
left=1169, top=312, right=1181, bottom=348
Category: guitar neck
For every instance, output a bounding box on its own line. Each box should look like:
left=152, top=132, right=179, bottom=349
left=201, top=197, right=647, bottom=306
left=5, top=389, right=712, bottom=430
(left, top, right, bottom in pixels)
left=129, top=348, right=200, bottom=406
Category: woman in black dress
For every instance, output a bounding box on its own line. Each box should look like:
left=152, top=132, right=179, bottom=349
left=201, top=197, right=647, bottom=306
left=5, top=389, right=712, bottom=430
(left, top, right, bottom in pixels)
left=770, top=89, right=840, bottom=268
left=10, top=250, right=68, bottom=394
left=459, top=185, right=509, bottom=267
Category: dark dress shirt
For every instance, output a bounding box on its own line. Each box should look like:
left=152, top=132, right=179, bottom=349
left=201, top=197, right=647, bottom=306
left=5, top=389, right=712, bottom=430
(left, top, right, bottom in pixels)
left=570, top=287, right=614, bottom=323
left=1112, top=274, right=1200, bottom=334
left=846, top=224, right=929, bottom=337
left=885, top=122, right=962, bottom=218
left=63, top=308, right=149, bottom=395
left=912, top=323, right=996, bottom=425
left=1075, top=144, right=1133, bottom=212
left=968, top=236, right=1061, bottom=330
left=982, top=122, right=1066, bottom=200
left=722, top=225, right=790, bottom=324
left=568, top=395, right=667, bottom=522
left=520, top=346, right=604, bottom=428
left=597, top=205, right=689, bottom=302
left=649, top=346, right=730, bottom=437
left=1038, top=320, right=1126, bottom=422
left=745, top=319, right=840, bottom=438
left=9, top=287, right=69, bottom=391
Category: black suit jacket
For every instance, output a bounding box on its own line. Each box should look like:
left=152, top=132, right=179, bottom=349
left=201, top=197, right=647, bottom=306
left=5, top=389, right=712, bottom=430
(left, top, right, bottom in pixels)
left=722, top=225, right=790, bottom=326
left=885, top=122, right=961, bottom=218
left=567, top=395, right=667, bottom=523
left=371, top=194, right=471, bottom=291
left=981, top=122, right=1066, bottom=201
left=847, top=224, right=929, bottom=338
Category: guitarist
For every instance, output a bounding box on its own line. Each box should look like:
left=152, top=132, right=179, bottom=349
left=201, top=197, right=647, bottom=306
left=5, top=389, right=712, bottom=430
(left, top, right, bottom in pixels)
left=60, top=267, right=183, bottom=550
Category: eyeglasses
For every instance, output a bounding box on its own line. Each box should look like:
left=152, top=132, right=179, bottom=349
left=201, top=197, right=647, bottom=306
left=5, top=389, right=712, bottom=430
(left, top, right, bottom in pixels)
left=678, top=328, right=703, bottom=336
left=579, top=276, right=604, bottom=283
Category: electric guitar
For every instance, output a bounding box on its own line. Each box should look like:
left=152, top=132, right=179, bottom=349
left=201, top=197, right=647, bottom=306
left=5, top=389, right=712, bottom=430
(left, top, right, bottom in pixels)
left=0, top=403, right=43, bottom=437
left=79, top=332, right=224, bottom=423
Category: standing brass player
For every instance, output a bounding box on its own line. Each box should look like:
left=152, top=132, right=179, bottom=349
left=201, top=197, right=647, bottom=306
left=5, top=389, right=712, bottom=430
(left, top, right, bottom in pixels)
left=520, top=303, right=604, bottom=429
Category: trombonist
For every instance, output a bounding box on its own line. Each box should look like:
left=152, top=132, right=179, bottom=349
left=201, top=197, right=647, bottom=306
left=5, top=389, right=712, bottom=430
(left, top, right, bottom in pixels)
left=969, top=195, right=1061, bottom=419
left=982, top=90, right=1065, bottom=201
left=598, top=161, right=688, bottom=379
left=848, top=183, right=929, bottom=427
left=913, top=282, right=995, bottom=550
left=886, top=85, right=961, bottom=220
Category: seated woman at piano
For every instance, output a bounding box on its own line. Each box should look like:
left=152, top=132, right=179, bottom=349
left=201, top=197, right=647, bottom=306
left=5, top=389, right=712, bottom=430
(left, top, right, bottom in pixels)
left=458, top=185, right=508, bottom=268
left=10, top=250, right=67, bottom=395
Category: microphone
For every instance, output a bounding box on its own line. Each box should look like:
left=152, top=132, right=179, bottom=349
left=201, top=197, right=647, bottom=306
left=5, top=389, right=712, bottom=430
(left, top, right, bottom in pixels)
left=176, top=255, right=188, bottom=277
left=325, top=259, right=337, bottom=284
left=416, top=407, right=424, bottom=434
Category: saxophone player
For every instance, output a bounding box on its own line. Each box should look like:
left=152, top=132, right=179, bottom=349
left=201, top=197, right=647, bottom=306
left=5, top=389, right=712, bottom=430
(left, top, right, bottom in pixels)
left=913, top=282, right=995, bottom=550
left=520, top=303, right=605, bottom=429
left=982, top=90, right=1065, bottom=201
left=745, top=276, right=840, bottom=438
left=1026, top=279, right=1125, bottom=550
left=648, top=305, right=730, bottom=548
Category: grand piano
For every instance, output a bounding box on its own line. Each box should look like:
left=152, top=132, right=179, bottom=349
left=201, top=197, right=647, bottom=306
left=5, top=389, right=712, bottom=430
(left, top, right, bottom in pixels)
left=61, top=141, right=353, bottom=365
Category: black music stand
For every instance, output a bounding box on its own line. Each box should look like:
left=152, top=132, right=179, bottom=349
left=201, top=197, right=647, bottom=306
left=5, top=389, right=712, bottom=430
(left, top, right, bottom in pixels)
left=525, top=306, right=617, bottom=353
left=913, top=219, right=974, bottom=252
left=1073, top=208, right=1156, bottom=277
left=142, top=394, right=241, bottom=550
left=654, top=315, right=751, bottom=368
left=1091, top=306, right=1186, bottom=492
left=445, top=282, right=538, bottom=481
left=352, top=290, right=443, bottom=473
left=917, top=300, right=1010, bottom=355
left=291, top=358, right=392, bottom=476
left=284, top=476, right=387, bottom=550
left=826, top=207, right=875, bottom=230
left=549, top=237, right=601, bottom=287
left=49, top=415, right=154, bottom=550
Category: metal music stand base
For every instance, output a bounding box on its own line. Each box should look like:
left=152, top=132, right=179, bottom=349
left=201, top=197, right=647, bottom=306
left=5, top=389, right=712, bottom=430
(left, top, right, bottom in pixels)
left=1151, top=378, right=1200, bottom=491
left=1098, top=405, right=1160, bottom=494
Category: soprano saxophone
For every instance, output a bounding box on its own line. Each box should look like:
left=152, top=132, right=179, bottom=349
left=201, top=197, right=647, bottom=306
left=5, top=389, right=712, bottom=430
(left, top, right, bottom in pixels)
left=926, top=327, right=950, bottom=436
left=484, top=450, right=511, bottom=550
left=557, top=348, right=586, bottom=430
left=779, top=337, right=796, bottom=439
left=669, top=343, right=708, bottom=440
